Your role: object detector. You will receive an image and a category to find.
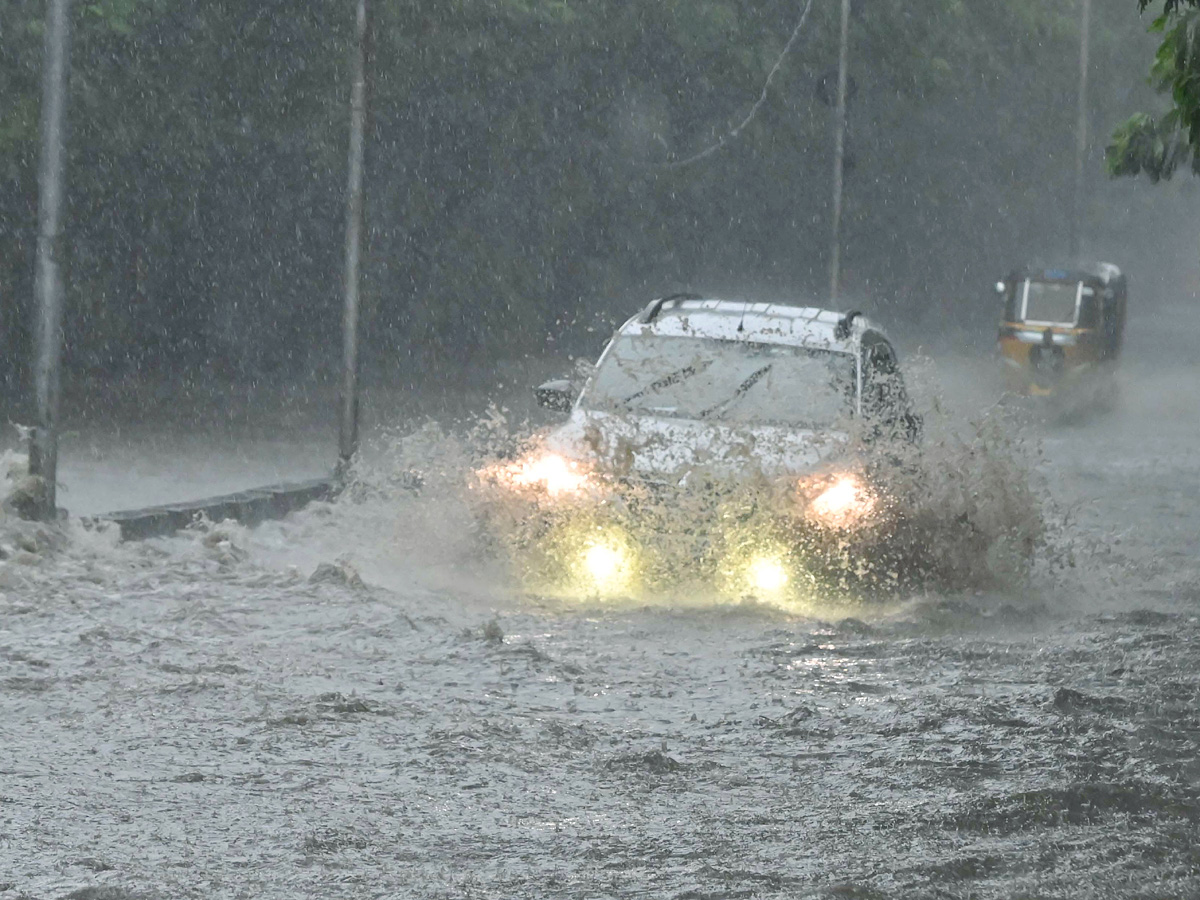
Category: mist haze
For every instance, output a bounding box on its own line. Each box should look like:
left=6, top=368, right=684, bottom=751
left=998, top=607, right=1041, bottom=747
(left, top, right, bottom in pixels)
left=3, top=1, right=1200, bottom=898
left=3, top=0, right=1197, bottom=405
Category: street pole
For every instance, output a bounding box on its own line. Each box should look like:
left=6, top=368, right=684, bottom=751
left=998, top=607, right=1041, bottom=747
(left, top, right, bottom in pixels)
left=829, top=0, right=851, bottom=303
left=29, top=0, right=73, bottom=520
left=1069, top=0, right=1091, bottom=261
left=338, top=0, right=369, bottom=477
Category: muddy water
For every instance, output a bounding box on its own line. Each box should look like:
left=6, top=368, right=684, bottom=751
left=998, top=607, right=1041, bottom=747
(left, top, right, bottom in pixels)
left=3, top=313, right=1200, bottom=898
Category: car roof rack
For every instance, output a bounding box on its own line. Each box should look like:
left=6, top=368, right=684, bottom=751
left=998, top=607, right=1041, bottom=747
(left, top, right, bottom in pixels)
left=640, top=292, right=704, bottom=324
left=834, top=309, right=862, bottom=340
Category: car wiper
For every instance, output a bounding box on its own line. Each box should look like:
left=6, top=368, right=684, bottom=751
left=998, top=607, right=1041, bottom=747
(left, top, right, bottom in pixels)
left=698, top=364, right=772, bottom=419
left=622, top=359, right=712, bottom=406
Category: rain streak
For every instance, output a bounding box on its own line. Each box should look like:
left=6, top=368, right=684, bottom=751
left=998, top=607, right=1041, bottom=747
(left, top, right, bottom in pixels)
left=3, top=1, right=1200, bottom=898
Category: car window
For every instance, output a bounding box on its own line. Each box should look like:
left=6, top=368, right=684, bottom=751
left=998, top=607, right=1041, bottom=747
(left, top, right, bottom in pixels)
left=582, top=334, right=857, bottom=429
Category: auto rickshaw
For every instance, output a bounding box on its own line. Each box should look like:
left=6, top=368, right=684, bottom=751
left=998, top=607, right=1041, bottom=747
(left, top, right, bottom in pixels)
left=994, top=262, right=1127, bottom=401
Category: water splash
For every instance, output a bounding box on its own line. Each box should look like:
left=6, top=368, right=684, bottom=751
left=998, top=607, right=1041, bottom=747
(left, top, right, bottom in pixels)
left=250, top=390, right=1057, bottom=612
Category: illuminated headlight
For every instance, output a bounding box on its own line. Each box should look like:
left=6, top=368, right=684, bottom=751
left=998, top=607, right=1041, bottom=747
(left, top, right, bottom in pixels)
left=583, top=542, right=626, bottom=581
left=802, top=473, right=878, bottom=529
left=747, top=556, right=789, bottom=593
left=485, top=451, right=592, bottom=497
left=721, top=547, right=794, bottom=599
left=576, top=535, right=636, bottom=593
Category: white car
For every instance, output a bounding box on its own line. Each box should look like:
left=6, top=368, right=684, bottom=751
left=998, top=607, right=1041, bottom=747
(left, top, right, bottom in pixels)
left=536, top=295, right=917, bottom=474
left=482, top=295, right=921, bottom=597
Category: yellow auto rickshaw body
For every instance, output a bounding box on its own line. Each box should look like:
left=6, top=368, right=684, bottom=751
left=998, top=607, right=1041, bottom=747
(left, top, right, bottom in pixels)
left=994, top=263, right=1127, bottom=399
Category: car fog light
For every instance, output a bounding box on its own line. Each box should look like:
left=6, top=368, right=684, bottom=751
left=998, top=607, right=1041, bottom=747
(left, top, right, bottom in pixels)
left=576, top=536, right=636, bottom=594
left=584, top=543, right=624, bottom=581
left=748, top=556, right=789, bottom=593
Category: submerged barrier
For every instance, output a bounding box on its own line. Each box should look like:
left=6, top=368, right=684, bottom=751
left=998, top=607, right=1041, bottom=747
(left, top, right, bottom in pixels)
left=90, top=477, right=337, bottom=541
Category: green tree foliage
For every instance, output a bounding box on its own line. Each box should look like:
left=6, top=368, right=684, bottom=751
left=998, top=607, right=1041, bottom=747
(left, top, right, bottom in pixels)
left=0, top=0, right=1166, bottom=401
left=1108, top=0, right=1200, bottom=179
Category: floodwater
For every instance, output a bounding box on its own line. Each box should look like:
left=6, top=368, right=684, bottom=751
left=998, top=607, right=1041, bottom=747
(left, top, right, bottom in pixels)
left=2, top=308, right=1199, bottom=899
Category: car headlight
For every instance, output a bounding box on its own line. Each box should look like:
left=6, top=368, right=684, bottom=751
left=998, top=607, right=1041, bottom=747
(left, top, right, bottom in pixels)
left=800, top=472, right=877, bottom=529
left=484, top=451, right=593, bottom=497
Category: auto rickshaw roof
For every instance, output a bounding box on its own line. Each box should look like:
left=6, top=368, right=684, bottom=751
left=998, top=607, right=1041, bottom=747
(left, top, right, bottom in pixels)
left=1011, top=261, right=1124, bottom=286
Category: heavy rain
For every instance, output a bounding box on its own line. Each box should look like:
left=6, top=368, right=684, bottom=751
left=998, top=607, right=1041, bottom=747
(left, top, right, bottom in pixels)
left=2, top=1, right=1200, bottom=897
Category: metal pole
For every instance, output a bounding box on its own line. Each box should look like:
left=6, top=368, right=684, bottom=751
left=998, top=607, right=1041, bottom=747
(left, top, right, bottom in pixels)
left=829, top=0, right=851, bottom=303
left=1069, top=0, right=1091, bottom=261
left=29, top=0, right=73, bottom=520
left=338, top=0, right=369, bottom=476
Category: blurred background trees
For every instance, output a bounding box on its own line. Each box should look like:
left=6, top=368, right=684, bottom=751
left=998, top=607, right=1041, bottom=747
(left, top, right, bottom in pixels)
left=0, top=0, right=1189, bottom=411
left=1108, top=0, right=1200, bottom=179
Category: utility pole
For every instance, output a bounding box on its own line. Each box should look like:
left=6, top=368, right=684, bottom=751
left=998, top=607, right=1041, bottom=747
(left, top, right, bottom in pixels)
left=829, top=0, right=851, bottom=303
left=29, top=0, right=73, bottom=520
left=1069, top=0, right=1092, bottom=261
left=338, top=0, right=369, bottom=477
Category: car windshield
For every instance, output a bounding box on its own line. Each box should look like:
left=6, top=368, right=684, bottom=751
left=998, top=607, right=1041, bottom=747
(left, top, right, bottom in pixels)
left=582, top=334, right=857, bottom=429
left=1022, top=280, right=1080, bottom=325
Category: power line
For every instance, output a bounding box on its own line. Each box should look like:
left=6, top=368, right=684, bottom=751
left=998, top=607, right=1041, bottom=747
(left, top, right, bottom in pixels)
left=662, top=0, right=817, bottom=170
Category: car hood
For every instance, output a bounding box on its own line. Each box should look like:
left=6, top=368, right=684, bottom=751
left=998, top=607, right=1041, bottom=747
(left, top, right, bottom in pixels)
left=544, top=408, right=848, bottom=480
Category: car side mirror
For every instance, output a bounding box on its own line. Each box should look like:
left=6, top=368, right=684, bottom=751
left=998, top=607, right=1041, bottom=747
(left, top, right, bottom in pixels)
left=534, top=378, right=575, bottom=413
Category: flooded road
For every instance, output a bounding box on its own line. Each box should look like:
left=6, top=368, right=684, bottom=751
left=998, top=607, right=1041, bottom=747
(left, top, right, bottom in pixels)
left=2, top=308, right=1199, bottom=898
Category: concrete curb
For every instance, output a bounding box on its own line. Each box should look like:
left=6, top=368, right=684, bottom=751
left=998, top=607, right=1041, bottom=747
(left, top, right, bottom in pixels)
left=89, top=477, right=337, bottom=540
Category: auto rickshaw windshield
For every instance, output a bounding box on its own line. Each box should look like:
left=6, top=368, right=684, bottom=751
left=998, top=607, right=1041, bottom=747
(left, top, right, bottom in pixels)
left=1016, top=280, right=1081, bottom=326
